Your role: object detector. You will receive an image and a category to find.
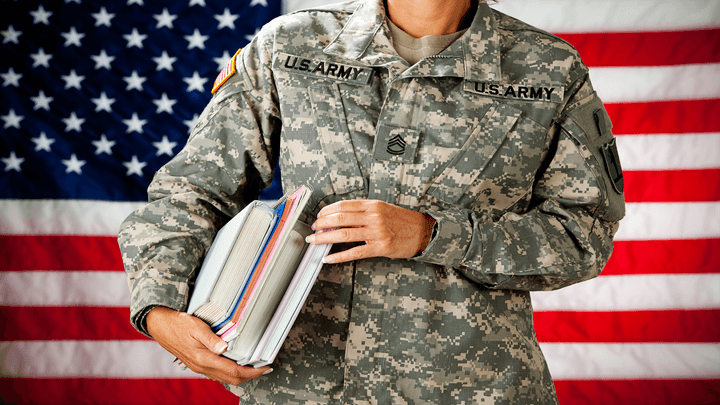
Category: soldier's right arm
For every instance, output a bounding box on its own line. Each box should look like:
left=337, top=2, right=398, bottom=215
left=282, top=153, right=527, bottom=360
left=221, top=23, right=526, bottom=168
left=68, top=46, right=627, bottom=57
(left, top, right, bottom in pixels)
left=118, top=31, right=280, bottom=338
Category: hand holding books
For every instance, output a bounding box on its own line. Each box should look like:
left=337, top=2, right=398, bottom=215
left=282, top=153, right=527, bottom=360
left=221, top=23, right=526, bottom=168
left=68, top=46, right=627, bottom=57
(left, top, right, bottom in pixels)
left=184, top=185, right=332, bottom=367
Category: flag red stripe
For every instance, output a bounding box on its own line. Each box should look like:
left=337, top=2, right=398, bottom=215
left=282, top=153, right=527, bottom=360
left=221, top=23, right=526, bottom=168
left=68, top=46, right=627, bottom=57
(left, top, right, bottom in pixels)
left=0, top=235, right=123, bottom=271
left=604, top=239, right=720, bottom=276
left=534, top=310, right=720, bottom=343
left=554, top=379, right=720, bottom=405
left=623, top=169, right=720, bottom=203
left=1, top=378, right=717, bottom=405
left=0, top=378, right=238, bottom=405
left=3, top=237, right=719, bottom=277
left=556, top=29, right=720, bottom=67
left=0, top=307, right=147, bottom=341
left=606, top=99, right=720, bottom=135
left=5, top=306, right=717, bottom=343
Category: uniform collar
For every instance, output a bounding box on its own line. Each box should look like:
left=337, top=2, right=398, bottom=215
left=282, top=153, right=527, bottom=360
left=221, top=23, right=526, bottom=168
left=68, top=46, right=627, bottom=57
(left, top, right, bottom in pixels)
left=323, top=0, right=502, bottom=83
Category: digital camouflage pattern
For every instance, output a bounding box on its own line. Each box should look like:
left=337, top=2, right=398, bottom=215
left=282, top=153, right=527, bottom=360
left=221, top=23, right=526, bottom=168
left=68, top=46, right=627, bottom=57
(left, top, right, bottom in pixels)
left=118, top=0, right=625, bottom=403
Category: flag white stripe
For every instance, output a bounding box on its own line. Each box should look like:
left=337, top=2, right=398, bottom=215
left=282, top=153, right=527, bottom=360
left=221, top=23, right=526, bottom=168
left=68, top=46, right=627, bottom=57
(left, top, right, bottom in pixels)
left=0, top=199, right=144, bottom=236
left=2, top=340, right=717, bottom=380
left=3, top=271, right=717, bottom=311
left=3, top=201, right=719, bottom=241
left=616, top=202, right=720, bottom=241
left=531, top=274, right=720, bottom=312
left=0, top=271, right=130, bottom=307
left=286, top=0, right=720, bottom=32
left=0, top=341, right=193, bottom=378
left=616, top=133, right=720, bottom=171
left=590, top=64, right=720, bottom=103
left=489, top=0, right=720, bottom=33
left=540, top=343, right=720, bottom=380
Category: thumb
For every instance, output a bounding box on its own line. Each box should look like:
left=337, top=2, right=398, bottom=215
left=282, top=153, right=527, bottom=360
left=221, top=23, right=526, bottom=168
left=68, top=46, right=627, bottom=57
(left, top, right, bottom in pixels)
left=191, top=321, right=228, bottom=355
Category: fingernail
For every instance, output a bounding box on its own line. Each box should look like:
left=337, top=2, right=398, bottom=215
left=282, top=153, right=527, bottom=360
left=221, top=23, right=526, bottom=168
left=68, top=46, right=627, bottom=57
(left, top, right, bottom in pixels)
left=262, top=368, right=273, bottom=375
left=305, top=234, right=315, bottom=244
left=322, top=256, right=333, bottom=264
left=311, top=222, right=316, bottom=231
left=215, top=341, right=228, bottom=353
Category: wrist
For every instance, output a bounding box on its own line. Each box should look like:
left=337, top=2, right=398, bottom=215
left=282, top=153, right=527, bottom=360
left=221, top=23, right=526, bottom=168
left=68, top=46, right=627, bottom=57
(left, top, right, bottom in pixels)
left=416, top=214, right=436, bottom=256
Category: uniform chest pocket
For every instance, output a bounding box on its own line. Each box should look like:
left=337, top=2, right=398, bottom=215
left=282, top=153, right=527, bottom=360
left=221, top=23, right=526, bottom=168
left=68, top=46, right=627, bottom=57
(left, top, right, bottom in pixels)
left=426, top=103, right=537, bottom=212
left=308, top=83, right=365, bottom=195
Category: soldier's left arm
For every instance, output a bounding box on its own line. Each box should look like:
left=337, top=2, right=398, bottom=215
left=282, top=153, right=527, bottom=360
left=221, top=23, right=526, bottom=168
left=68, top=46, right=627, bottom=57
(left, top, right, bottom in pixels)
left=415, top=74, right=626, bottom=291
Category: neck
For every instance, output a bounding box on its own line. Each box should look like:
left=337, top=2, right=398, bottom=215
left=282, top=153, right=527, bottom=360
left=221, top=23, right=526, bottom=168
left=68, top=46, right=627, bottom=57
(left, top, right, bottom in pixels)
left=386, top=0, right=474, bottom=38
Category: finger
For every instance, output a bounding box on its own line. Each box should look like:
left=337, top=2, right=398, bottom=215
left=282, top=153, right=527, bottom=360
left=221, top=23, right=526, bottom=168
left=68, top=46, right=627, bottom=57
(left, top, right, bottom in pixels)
left=306, top=226, right=371, bottom=245
left=323, top=244, right=373, bottom=264
left=312, top=211, right=370, bottom=231
left=316, top=199, right=370, bottom=218
left=188, top=317, right=229, bottom=355
left=190, top=349, right=271, bottom=385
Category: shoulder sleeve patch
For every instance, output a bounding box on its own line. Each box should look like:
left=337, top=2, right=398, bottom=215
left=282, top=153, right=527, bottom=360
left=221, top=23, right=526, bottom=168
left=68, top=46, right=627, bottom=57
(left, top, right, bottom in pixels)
left=211, top=48, right=242, bottom=94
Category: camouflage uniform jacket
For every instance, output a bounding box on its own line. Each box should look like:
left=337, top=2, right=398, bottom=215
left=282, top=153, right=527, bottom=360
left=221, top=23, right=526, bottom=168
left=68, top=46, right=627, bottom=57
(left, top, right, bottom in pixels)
left=119, top=0, right=625, bottom=403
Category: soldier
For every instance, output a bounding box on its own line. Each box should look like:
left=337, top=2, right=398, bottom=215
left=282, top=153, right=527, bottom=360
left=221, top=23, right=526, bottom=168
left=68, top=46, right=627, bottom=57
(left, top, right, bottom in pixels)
left=119, top=0, right=625, bottom=403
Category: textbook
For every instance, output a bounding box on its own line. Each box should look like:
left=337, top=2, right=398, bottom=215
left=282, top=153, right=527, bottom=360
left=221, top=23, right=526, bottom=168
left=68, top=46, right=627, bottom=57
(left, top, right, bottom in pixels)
left=185, top=184, right=330, bottom=366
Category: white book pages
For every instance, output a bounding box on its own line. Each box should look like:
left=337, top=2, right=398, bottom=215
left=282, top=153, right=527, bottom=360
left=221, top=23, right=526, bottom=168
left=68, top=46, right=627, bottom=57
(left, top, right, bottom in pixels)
left=186, top=201, right=270, bottom=316
left=223, top=223, right=312, bottom=364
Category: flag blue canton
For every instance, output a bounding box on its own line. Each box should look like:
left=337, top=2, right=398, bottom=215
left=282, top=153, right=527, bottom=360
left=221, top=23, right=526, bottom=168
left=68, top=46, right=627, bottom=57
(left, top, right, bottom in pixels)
left=0, top=0, right=283, bottom=201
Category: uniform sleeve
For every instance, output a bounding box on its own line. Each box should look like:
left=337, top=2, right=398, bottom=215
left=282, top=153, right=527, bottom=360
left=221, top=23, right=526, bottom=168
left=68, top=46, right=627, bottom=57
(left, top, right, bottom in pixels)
left=117, top=33, right=281, bottom=336
left=415, top=70, right=625, bottom=292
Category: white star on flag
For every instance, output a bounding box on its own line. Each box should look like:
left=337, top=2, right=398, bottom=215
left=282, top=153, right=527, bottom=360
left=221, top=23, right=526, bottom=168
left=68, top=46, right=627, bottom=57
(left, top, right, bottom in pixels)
left=2, top=109, right=23, bottom=129
left=183, top=72, right=208, bottom=92
left=153, top=93, right=177, bottom=114
left=153, top=135, right=178, bottom=156
left=215, top=9, right=240, bottom=30
left=153, top=8, right=177, bottom=29
left=91, top=7, right=115, bottom=27
left=61, top=153, right=86, bottom=174
left=2, top=151, right=24, bottom=172
left=185, top=29, right=209, bottom=50
left=189, top=0, right=206, bottom=7
left=213, top=51, right=233, bottom=72
left=183, top=114, right=199, bottom=134
left=30, top=5, right=53, bottom=25
left=61, top=26, right=85, bottom=47
left=127, top=0, right=144, bottom=6
left=92, top=134, right=116, bottom=155
left=152, top=51, right=177, bottom=71
left=62, top=111, right=85, bottom=132
left=123, top=155, right=147, bottom=176
left=61, top=69, right=85, bottom=90
left=123, top=71, right=146, bottom=91
left=122, top=113, right=147, bottom=134
left=245, top=28, right=261, bottom=43
left=91, top=50, right=115, bottom=70
left=1, top=25, right=22, bottom=44
left=31, top=132, right=55, bottom=152
left=123, top=28, right=147, bottom=48
left=250, top=0, right=268, bottom=7
left=30, top=48, right=53, bottom=68
left=91, top=92, right=115, bottom=113
left=30, top=90, right=53, bottom=111
left=1, top=68, right=22, bottom=87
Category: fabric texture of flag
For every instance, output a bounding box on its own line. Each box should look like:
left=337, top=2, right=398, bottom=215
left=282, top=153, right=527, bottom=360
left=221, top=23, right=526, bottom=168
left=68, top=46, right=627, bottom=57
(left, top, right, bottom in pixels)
left=1, top=0, right=719, bottom=404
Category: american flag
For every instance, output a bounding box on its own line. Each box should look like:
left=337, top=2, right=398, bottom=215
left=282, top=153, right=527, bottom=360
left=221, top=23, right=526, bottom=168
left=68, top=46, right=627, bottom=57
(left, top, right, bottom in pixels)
left=1, top=0, right=718, bottom=404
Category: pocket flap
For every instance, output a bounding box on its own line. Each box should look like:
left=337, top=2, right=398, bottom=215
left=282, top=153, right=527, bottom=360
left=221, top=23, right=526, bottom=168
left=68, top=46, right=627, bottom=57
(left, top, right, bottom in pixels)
left=428, top=103, right=522, bottom=204
left=308, top=84, right=365, bottom=195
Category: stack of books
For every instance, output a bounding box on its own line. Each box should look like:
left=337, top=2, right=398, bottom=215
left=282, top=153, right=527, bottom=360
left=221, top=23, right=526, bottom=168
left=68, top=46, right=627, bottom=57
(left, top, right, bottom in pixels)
left=185, top=185, right=331, bottom=367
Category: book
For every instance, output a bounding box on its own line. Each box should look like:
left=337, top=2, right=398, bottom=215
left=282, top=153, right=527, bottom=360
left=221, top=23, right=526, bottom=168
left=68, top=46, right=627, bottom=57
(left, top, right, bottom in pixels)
left=246, top=239, right=333, bottom=367
left=184, top=184, right=330, bottom=366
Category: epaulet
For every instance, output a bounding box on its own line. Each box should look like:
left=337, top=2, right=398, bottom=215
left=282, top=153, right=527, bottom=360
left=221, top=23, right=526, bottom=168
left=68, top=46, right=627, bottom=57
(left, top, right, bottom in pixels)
left=211, top=48, right=242, bottom=94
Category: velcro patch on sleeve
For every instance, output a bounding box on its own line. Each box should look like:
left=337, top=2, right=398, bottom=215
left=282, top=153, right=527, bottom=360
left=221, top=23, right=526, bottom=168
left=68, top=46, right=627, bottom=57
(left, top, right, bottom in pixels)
left=211, top=48, right=242, bottom=94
